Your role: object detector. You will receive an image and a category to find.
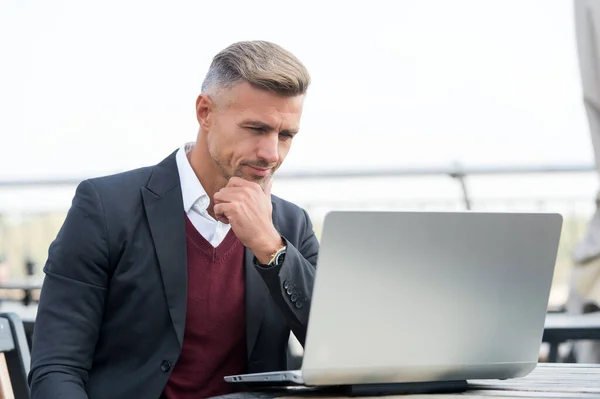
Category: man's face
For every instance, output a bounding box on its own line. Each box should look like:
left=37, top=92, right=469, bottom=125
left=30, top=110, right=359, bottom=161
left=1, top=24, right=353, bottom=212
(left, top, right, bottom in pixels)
left=198, top=82, right=304, bottom=189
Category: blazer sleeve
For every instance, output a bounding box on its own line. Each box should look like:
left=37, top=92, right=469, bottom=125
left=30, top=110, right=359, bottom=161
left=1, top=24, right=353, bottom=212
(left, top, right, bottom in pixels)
left=255, top=208, right=319, bottom=345
left=29, top=179, right=111, bottom=399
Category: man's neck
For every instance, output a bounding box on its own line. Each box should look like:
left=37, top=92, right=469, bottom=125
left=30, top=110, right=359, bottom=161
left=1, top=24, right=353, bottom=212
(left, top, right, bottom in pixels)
left=187, top=145, right=226, bottom=218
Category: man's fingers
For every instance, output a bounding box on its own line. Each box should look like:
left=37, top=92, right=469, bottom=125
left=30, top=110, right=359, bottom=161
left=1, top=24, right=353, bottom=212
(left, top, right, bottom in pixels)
left=227, top=176, right=268, bottom=192
left=213, top=203, right=231, bottom=224
left=214, top=187, right=251, bottom=203
left=227, top=176, right=253, bottom=188
left=227, top=176, right=272, bottom=197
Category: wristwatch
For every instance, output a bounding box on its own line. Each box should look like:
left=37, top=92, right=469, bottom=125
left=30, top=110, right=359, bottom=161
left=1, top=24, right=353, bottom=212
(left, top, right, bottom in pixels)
left=255, top=244, right=287, bottom=267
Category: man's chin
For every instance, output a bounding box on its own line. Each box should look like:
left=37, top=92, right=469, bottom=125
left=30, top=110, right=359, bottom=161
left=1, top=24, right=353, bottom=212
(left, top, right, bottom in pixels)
left=235, top=170, right=270, bottom=185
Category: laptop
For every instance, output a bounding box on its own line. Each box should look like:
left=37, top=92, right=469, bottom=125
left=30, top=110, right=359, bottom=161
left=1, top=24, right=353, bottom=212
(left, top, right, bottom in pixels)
left=225, top=210, right=563, bottom=391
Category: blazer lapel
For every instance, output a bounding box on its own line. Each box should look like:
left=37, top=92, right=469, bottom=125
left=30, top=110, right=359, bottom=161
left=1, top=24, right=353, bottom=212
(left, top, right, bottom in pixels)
left=141, top=151, right=188, bottom=347
left=245, top=200, right=279, bottom=358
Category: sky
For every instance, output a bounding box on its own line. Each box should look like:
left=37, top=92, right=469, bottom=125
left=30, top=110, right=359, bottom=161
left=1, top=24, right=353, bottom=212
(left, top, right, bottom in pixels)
left=0, top=0, right=598, bottom=213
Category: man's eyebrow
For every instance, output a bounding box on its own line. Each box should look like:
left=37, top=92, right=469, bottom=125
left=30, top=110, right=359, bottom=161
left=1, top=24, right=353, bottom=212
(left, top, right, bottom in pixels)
left=239, top=120, right=298, bottom=135
left=240, top=120, right=274, bottom=130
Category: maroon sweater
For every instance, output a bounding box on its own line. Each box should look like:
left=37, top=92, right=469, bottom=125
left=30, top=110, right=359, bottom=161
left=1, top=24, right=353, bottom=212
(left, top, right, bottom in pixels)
left=163, top=216, right=247, bottom=399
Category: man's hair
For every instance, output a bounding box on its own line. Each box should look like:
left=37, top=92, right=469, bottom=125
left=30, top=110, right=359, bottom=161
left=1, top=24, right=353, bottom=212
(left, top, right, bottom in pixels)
left=201, top=41, right=311, bottom=97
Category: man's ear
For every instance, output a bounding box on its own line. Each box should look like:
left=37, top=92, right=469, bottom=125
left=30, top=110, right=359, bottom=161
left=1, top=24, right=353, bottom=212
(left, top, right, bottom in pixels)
left=196, top=94, right=213, bottom=130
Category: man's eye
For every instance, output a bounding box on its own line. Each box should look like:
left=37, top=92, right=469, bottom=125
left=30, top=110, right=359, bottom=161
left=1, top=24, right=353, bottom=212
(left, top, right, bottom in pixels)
left=280, top=133, right=294, bottom=140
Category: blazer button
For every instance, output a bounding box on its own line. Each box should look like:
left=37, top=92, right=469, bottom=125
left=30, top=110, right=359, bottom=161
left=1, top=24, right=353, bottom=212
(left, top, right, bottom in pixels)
left=160, top=360, right=172, bottom=372
left=295, top=300, right=304, bottom=309
left=291, top=294, right=298, bottom=302
left=283, top=280, right=290, bottom=289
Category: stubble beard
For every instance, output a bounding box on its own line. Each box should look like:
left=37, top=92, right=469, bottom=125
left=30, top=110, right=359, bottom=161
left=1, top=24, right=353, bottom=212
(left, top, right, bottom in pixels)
left=209, top=148, right=269, bottom=189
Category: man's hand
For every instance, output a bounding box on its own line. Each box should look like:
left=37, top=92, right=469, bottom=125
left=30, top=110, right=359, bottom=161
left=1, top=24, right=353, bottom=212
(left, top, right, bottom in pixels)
left=214, top=177, right=284, bottom=263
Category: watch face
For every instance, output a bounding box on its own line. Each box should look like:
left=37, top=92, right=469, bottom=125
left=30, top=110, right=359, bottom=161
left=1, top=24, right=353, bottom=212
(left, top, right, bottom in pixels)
left=275, top=251, right=286, bottom=265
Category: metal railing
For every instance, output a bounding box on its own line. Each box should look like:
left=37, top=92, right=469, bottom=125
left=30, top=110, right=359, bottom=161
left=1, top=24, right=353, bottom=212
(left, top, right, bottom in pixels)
left=0, top=163, right=595, bottom=211
left=0, top=163, right=597, bottom=308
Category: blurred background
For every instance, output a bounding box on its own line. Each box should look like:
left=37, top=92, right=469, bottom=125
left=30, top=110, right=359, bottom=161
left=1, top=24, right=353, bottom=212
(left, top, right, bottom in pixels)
left=0, top=0, right=599, bottom=362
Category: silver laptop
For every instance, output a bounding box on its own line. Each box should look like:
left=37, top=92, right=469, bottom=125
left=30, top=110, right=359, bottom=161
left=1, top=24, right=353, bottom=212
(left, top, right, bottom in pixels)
left=225, top=210, right=563, bottom=388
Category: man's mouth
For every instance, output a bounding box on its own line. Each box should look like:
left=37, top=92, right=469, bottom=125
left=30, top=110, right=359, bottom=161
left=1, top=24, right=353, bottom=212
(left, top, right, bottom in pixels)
left=244, top=165, right=271, bottom=177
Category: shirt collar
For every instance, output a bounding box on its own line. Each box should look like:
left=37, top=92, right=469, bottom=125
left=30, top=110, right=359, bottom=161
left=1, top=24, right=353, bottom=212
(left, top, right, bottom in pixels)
left=175, top=142, right=210, bottom=213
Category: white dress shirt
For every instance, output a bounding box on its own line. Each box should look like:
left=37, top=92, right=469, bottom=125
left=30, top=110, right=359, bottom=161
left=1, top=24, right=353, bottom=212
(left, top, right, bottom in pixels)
left=175, top=142, right=231, bottom=247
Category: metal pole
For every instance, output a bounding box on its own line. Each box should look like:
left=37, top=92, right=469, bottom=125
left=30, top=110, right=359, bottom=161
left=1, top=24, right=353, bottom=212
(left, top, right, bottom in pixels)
left=449, top=163, right=472, bottom=210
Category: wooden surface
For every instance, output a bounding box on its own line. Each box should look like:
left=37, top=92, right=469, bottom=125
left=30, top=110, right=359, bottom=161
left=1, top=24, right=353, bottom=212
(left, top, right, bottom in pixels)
left=226, top=364, right=600, bottom=399
left=464, top=363, right=600, bottom=398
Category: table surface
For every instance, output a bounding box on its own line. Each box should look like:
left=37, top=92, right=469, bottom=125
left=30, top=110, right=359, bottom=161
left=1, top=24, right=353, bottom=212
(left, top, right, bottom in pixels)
left=0, top=276, right=44, bottom=290
left=465, top=363, right=599, bottom=398
left=211, top=364, right=600, bottom=399
left=543, top=313, right=600, bottom=342
left=545, top=313, right=600, bottom=329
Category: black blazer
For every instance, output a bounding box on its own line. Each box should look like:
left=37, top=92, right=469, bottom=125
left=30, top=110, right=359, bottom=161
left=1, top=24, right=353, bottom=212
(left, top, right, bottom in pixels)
left=28, top=150, right=319, bottom=399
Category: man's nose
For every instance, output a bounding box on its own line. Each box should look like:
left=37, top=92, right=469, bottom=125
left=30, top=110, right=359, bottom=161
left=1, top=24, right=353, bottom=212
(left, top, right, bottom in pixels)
left=256, top=134, right=280, bottom=165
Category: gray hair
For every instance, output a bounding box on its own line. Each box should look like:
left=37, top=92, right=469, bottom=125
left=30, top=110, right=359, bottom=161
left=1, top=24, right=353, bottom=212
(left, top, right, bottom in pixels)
left=201, top=41, right=311, bottom=97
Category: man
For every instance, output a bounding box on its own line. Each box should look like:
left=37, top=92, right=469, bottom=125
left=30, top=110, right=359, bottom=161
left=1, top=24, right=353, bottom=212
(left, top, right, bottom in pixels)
left=29, top=40, right=319, bottom=399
